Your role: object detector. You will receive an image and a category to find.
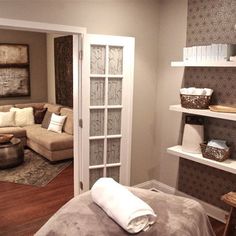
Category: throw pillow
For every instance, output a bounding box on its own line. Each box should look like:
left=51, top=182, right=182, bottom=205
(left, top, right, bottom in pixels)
left=41, top=111, right=53, bottom=129
left=48, top=113, right=67, bottom=133
left=34, top=108, right=47, bottom=124
left=0, top=111, right=15, bottom=127
left=60, top=108, right=73, bottom=135
left=10, top=107, right=34, bottom=127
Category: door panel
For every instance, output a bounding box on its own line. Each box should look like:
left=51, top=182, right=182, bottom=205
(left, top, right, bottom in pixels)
left=108, top=78, right=122, bottom=105
left=90, top=77, right=105, bottom=105
left=81, top=34, right=134, bottom=192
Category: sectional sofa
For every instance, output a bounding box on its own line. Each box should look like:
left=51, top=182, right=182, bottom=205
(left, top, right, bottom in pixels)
left=0, top=103, right=73, bottom=162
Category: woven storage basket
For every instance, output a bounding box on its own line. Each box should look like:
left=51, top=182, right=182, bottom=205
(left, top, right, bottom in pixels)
left=200, top=142, right=230, bottom=162
left=180, top=94, right=211, bottom=109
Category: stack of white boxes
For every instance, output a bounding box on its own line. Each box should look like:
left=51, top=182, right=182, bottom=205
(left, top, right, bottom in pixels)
left=183, top=44, right=236, bottom=62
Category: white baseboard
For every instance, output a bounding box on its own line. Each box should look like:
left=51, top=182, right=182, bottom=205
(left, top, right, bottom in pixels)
left=135, top=179, right=227, bottom=223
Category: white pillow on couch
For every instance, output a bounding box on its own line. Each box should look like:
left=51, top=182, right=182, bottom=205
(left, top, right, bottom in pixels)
left=0, top=111, right=16, bottom=127
left=10, top=107, right=35, bottom=126
left=48, top=113, right=67, bottom=133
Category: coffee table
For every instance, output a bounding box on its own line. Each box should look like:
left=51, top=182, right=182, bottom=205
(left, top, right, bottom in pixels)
left=0, top=137, right=24, bottom=169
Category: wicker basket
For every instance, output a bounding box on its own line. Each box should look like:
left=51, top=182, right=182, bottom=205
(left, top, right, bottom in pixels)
left=200, top=142, right=230, bottom=162
left=180, top=94, right=211, bottom=109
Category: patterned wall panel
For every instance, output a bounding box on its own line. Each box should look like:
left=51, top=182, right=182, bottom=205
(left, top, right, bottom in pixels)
left=54, top=35, right=73, bottom=107
left=178, top=0, right=236, bottom=210
left=179, top=158, right=235, bottom=210
left=187, top=0, right=236, bottom=46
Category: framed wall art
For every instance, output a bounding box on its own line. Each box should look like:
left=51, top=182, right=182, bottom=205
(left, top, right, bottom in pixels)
left=0, top=44, right=30, bottom=97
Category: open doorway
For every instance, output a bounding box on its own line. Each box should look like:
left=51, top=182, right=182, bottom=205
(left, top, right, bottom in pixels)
left=0, top=18, right=135, bottom=235
left=0, top=18, right=85, bottom=235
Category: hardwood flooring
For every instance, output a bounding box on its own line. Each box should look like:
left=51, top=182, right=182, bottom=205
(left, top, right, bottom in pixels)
left=0, top=164, right=226, bottom=235
left=209, top=217, right=225, bottom=236
left=0, top=164, right=73, bottom=236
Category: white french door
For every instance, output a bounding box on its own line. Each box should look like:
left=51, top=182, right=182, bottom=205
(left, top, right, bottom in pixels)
left=80, top=34, right=134, bottom=192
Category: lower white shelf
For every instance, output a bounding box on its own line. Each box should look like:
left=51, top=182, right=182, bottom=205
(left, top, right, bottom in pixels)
left=167, top=145, right=236, bottom=174
left=170, top=104, right=236, bottom=121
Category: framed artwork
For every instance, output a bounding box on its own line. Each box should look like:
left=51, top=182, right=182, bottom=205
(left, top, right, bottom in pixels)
left=0, top=44, right=30, bottom=97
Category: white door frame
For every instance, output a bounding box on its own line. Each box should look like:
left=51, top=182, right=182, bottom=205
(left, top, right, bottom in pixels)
left=0, top=17, right=86, bottom=196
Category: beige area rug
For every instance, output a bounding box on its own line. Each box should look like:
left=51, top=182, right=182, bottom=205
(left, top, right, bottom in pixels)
left=0, top=149, right=72, bottom=187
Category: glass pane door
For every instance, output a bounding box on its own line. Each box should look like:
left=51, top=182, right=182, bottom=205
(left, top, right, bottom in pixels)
left=89, top=44, right=123, bottom=189
left=81, top=34, right=134, bottom=192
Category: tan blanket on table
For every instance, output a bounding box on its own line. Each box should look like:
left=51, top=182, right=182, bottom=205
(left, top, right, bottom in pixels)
left=36, top=187, right=215, bottom=236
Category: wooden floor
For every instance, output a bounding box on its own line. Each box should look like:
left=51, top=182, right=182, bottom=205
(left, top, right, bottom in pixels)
left=0, top=164, right=73, bottom=236
left=209, top=217, right=225, bottom=236
left=0, top=164, right=226, bottom=235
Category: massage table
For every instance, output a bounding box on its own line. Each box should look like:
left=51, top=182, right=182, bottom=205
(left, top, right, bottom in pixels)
left=36, top=187, right=215, bottom=236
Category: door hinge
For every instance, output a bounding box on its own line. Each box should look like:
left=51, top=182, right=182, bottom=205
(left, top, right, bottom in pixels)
left=79, top=119, right=83, bottom=128
left=80, top=181, right=84, bottom=190
left=79, top=50, right=83, bottom=60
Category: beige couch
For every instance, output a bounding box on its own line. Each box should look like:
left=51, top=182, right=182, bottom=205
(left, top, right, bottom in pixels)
left=0, top=103, right=73, bottom=162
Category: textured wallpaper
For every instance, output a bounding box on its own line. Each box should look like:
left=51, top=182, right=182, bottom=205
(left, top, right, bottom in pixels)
left=178, top=0, right=236, bottom=210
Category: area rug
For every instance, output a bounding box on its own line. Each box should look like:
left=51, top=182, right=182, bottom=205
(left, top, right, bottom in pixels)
left=0, top=149, right=72, bottom=187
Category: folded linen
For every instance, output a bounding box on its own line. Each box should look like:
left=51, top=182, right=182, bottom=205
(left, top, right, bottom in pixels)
left=91, top=178, right=157, bottom=234
left=207, top=139, right=228, bottom=149
left=180, top=87, right=213, bottom=96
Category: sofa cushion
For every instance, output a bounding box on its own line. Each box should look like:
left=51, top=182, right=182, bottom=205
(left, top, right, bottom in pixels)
left=44, top=103, right=62, bottom=113
left=34, top=108, right=47, bottom=124
left=0, top=105, right=13, bottom=112
left=48, top=113, right=67, bottom=134
left=0, top=127, right=26, bottom=138
left=15, top=103, right=45, bottom=109
left=10, top=107, right=35, bottom=127
left=25, top=125, right=73, bottom=151
left=41, top=111, right=53, bottom=129
left=0, top=111, right=15, bottom=127
left=60, top=107, right=73, bottom=135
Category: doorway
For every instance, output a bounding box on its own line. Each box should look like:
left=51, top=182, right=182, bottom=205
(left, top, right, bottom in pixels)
left=0, top=18, right=85, bottom=235
left=0, top=18, right=135, bottom=235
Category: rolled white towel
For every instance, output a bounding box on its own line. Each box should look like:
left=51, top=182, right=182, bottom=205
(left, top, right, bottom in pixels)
left=207, top=139, right=228, bottom=149
left=180, top=87, right=213, bottom=96
left=91, top=178, right=157, bottom=234
left=187, top=87, right=196, bottom=94
left=180, top=87, right=198, bottom=95
left=180, top=88, right=188, bottom=95
left=204, top=88, right=213, bottom=96
left=193, top=88, right=205, bottom=95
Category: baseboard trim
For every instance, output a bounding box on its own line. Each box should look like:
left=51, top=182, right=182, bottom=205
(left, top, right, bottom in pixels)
left=135, top=179, right=227, bottom=223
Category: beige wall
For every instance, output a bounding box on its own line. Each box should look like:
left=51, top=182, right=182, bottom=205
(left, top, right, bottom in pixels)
left=47, top=33, right=56, bottom=104
left=0, top=0, right=188, bottom=187
left=0, top=29, right=47, bottom=105
left=155, top=0, right=187, bottom=187
left=0, top=0, right=160, bottom=185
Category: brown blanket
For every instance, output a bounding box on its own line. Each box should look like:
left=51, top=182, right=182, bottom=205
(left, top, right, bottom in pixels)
left=36, top=187, right=215, bottom=236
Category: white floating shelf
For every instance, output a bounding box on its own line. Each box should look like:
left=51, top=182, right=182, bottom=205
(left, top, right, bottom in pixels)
left=167, top=145, right=236, bottom=174
left=170, top=104, right=236, bottom=121
left=171, top=61, right=236, bottom=67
